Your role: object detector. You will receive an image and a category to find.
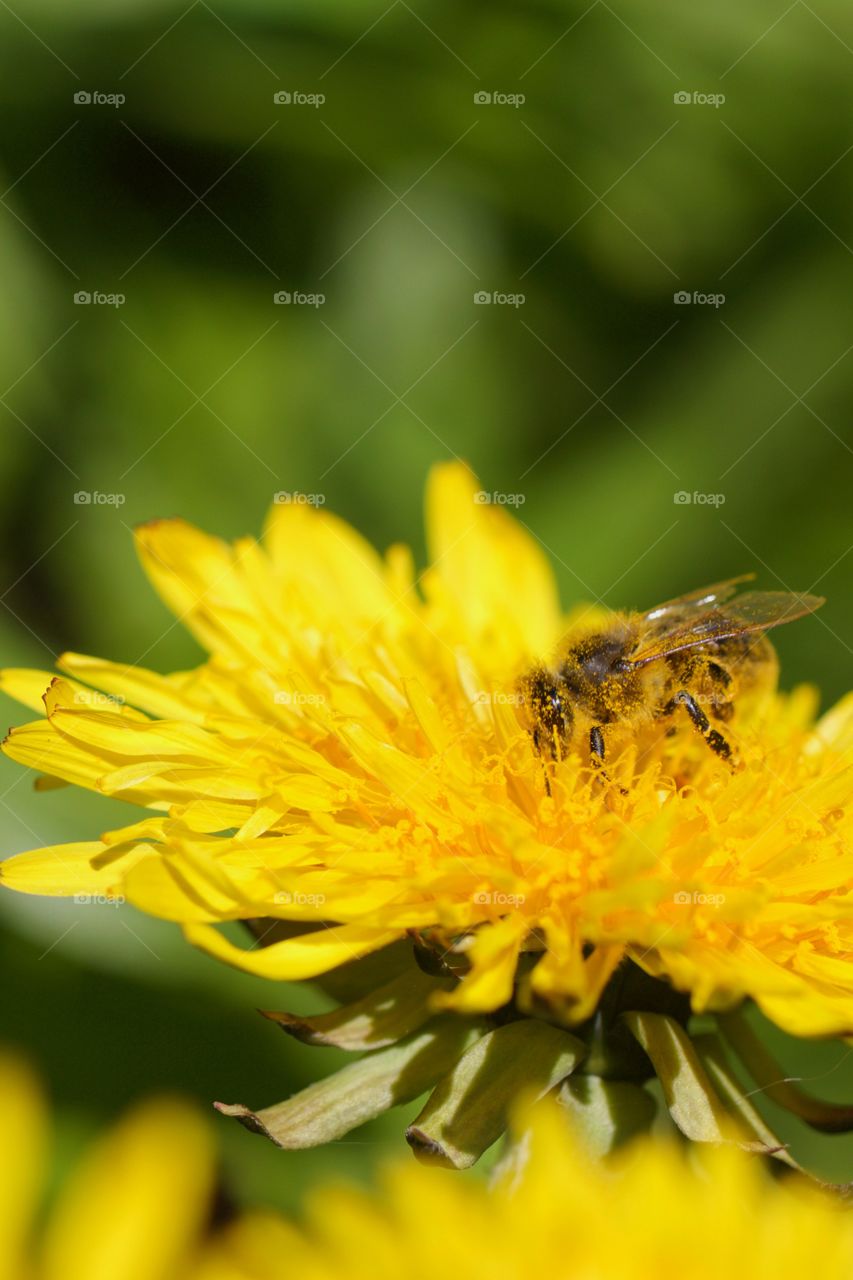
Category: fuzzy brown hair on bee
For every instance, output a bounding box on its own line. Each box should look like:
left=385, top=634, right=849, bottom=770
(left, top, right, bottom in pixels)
left=518, top=576, right=824, bottom=784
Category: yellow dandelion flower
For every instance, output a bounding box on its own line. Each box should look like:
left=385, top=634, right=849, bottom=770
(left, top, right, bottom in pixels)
left=194, top=1101, right=853, bottom=1280
left=2, top=464, right=852, bottom=1165
left=0, top=1053, right=214, bottom=1280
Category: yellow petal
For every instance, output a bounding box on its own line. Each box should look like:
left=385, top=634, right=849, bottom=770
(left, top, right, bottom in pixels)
left=755, top=984, right=853, bottom=1039
left=58, top=652, right=209, bottom=722
left=184, top=921, right=401, bottom=979
left=0, top=669, right=135, bottom=716
left=44, top=680, right=231, bottom=763
left=3, top=720, right=114, bottom=792
left=0, top=1055, right=47, bottom=1280
left=0, top=841, right=142, bottom=897
left=0, top=667, right=58, bottom=712
left=813, top=691, right=853, bottom=753
left=434, top=916, right=526, bottom=1012
left=424, top=462, right=561, bottom=664
left=135, top=519, right=256, bottom=657
left=529, top=926, right=625, bottom=1024
left=263, top=499, right=390, bottom=625
left=40, top=1098, right=213, bottom=1280
left=193, top=1213, right=314, bottom=1280
left=123, top=851, right=250, bottom=923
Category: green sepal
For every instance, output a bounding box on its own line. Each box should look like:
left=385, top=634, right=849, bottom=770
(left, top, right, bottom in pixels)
left=622, top=1010, right=778, bottom=1154
left=576, top=1010, right=656, bottom=1081
left=720, top=1007, right=853, bottom=1133
left=692, top=1032, right=799, bottom=1170
left=215, top=1015, right=485, bottom=1148
left=556, top=1075, right=657, bottom=1158
left=259, top=967, right=448, bottom=1051
left=406, top=1018, right=586, bottom=1169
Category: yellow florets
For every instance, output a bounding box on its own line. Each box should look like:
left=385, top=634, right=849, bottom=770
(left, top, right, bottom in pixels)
left=1, top=463, right=852, bottom=1043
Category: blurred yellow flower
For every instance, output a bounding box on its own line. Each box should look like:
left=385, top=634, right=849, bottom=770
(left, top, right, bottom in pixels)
left=194, top=1101, right=853, bottom=1280
left=0, top=1055, right=214, bottom=1280
left=5, top=1052, right=850, bottom=1280
left=1, top=464, right=852, bottom=1162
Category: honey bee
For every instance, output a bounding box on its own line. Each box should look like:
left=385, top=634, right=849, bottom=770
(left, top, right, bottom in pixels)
left=519, top=576, right=824, bottom=780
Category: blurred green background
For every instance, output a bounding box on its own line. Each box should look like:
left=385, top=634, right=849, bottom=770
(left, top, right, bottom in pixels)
left=0, top=0, right=851, bottom=1205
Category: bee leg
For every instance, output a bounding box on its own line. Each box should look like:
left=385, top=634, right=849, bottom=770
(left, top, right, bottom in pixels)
left=589, top=726, right=628, bottom=795
left=531, top=724, right=561, bottom=796
left=532, top=726, right=552, bottom=797
left=705, top=663, right=734, bottom=723
left=671, top=690, right=733, bottom=763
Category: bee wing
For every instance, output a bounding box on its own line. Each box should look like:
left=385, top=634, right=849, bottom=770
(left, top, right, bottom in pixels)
left=628, top=590, right=824, bottom=669
left=642, top=574, right=755, bottom=624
